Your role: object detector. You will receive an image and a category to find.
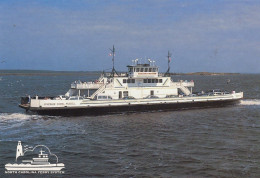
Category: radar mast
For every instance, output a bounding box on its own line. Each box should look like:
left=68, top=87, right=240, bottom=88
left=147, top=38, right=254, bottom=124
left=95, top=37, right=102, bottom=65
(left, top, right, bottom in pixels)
left=164, top=50, right=172, bottom=77
left=110, top=45, right=118, bottom=77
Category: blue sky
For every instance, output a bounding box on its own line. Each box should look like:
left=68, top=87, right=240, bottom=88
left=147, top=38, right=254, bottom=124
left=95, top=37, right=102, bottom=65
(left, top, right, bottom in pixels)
left=0, top=0, right=260, bottom=73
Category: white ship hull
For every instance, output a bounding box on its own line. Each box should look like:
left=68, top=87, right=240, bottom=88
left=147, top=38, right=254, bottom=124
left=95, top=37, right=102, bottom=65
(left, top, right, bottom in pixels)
left=20, top=92, right=243, bottom=116
left=5, top=163, right=65, bottom=171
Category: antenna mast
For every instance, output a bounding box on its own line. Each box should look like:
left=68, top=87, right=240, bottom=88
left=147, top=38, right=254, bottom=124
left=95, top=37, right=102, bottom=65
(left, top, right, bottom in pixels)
left=110, top=45, right=118, bottom=77
left=164, top=50, right=172, bottom=77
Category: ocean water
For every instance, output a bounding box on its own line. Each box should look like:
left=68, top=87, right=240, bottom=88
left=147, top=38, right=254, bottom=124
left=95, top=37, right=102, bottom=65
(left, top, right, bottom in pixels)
left=0, top=72, right=260, bottom=177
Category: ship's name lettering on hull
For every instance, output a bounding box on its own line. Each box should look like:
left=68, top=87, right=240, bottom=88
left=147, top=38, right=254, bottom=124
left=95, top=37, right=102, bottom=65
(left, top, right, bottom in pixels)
left=66, top=103, right=76, bottom=105
left=44, top=103, right=55, bottom=106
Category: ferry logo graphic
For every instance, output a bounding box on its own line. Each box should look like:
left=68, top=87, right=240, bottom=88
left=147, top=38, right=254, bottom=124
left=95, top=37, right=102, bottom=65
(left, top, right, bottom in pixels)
left=5, top=141, right=65, bottom=174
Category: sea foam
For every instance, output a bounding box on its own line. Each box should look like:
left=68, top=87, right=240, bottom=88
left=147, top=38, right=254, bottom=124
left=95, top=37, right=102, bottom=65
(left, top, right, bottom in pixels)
left=0, top=113, right=41, bottom=121
left=240, top=99, right=260, bottom=106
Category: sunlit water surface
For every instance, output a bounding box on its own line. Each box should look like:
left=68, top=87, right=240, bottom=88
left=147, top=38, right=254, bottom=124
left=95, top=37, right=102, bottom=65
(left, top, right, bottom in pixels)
left=0, top=73, right=260, bottom=177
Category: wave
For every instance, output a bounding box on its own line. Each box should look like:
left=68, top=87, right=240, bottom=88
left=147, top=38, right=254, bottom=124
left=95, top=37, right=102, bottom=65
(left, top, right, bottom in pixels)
left=240, top=99, right=260, bottom=106
left=0, top=113, right=42, bottom=121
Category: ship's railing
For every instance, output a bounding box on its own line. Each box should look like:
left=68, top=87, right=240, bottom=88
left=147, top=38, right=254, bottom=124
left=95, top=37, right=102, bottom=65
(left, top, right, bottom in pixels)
left=171, top=80, right=194, bottom=87
left=71, top=82, right=103, bottom=89
left=181, top=80, right=194, bottom=87
left=104, top=72, right=128, bottom=77
left=158, top=73, right=164, bottom=77
left=116, top=73, right=128, bottom=77
left=178, top=84, right=191, bottom=95
left=172, top=80, right=194, bottom=95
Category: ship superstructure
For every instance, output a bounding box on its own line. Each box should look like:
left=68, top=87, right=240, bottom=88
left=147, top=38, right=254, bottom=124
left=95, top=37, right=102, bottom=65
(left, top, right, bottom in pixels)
left=65, top=59, right=194, bottom=100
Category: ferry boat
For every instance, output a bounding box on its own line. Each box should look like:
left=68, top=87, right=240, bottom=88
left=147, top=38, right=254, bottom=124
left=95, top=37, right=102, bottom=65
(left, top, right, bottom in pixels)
left=19, top=47, right=243, bottom=116
left=5, top=141, right=65, bottom=171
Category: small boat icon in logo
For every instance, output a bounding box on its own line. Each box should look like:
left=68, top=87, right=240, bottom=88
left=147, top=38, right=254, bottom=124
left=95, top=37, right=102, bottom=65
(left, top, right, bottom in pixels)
left=5, top=141, right=65, bottom=172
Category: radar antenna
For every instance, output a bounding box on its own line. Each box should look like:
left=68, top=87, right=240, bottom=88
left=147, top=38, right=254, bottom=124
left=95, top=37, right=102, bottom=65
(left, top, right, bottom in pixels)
left=110, top=45, right=118, bottom=77
left=164, top=50, right=172, bottom=77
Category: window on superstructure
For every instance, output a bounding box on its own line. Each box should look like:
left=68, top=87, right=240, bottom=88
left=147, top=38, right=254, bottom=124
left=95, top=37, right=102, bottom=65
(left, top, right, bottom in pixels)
left=149, top=68, right=152, bottom=72
left=152, top=68, right=156, bottom=72
left=123, top=91, right=128, bottom=97
left=145, top=68, right=148, bottom=72
left=123, top=79, right=135, bottom=83
left=129, top=68, right=133, bottom=72
left=98, top=96, right=104, bottom=99
left=143, top=79, right=162, bottom=83
left=136, top=68, right=140, bottom=72
left=141, top=68, right=144, bottom=72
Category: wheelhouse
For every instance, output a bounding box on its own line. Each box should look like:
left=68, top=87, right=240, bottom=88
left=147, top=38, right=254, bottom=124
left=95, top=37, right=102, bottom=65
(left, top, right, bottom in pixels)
left=127, top=62, right=159, bottom=78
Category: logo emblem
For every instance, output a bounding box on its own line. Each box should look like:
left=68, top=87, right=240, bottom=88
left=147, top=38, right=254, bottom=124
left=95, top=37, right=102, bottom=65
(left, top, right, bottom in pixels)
left=5, top=141, right=65, bottom=174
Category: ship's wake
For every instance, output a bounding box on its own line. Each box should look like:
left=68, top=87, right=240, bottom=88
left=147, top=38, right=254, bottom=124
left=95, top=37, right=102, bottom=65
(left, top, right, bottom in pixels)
left=0, top=113, right=43, bottom=121
left=240, top=99, right=260, bottom=106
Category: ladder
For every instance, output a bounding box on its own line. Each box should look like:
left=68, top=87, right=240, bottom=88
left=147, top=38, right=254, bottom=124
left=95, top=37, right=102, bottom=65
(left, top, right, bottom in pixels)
left=90, top=84, right=106, bottom=99
left=179, top=84, right=191, bottom=95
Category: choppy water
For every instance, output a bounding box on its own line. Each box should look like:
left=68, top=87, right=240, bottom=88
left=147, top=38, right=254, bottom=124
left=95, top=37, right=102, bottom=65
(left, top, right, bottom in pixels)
left=0, top=72, right=260, bottom=177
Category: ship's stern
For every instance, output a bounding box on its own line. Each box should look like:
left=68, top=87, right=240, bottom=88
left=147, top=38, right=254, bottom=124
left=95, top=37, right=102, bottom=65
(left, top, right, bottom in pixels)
left=19, top=96, right=30, bottom=110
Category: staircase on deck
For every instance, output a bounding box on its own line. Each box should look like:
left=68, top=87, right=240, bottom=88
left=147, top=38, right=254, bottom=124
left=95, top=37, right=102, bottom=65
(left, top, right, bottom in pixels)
left=89, top=84, right=106, bottom=99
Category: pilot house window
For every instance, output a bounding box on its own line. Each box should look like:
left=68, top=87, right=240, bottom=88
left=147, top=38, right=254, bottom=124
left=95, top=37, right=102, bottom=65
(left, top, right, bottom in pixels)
left=129, top=68, right=133, bottom=72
